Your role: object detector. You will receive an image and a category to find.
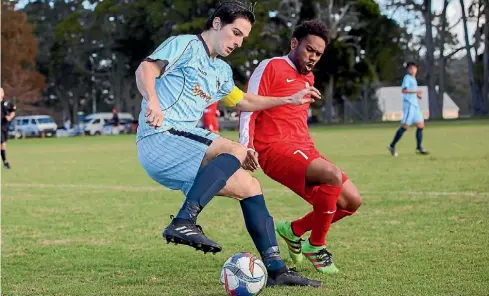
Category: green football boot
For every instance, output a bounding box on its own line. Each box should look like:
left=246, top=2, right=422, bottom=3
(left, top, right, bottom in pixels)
left=276, top=221, right=304, bottom=263
left=302, top=239, right=339, bottom=274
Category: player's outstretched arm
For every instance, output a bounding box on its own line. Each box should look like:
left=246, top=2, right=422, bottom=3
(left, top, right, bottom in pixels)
left=135, top=61, right=166, bottom=128
left=235, top=87, right=321, bottom=112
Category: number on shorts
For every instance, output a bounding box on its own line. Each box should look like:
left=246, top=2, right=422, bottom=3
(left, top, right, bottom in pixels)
left=293, top=149, right=308, bottom=160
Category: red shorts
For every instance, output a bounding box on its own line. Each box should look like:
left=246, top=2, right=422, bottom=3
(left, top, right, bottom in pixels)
left=257, top=143, right=348, bottom=204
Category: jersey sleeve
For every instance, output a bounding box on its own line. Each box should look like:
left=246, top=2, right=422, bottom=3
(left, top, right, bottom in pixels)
left=401, top=75, right=410, bottom=90
left=218, top=64, right=244, bottom=107
left=239, top=110, right=260, bottom=149
left=238, top=59, right=275, bottom=149
left=145, top=36, right=194, bottom=75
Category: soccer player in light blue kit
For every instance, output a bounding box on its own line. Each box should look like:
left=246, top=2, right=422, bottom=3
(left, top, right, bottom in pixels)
left=388, top=62, right=429, bottom=156
left=135, top=1, right=321, bottom=287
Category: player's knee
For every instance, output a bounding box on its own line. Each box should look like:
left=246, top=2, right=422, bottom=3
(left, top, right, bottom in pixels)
left=232, top=145, right=247, bottom=164
left=321, top=165, right=343, bottom=186
left=347, top=191, right=363, bottom=212
left=223, top=143, right=247, bottom=164
left=245, top=177, right=262, bottom=197
left=402, top=124, right=409, bottom=130
left=236, top=177, right=262, bottom=200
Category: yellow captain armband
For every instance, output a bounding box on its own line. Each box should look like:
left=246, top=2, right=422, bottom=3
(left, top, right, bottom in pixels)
left=221, top=86, right=244, bottom=107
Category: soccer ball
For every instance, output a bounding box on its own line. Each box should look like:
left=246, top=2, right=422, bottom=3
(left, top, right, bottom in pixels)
left=220, top=252, right=268, bottom=296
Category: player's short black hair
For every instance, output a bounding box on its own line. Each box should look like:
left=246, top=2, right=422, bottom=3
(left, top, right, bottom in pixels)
left=204, top=1, right=256, bottom=30
left=2, top=101, right=16, bottom=113
left=292, top=20, right=330, bottom=45
left=406, top=61, right=418, bottom=68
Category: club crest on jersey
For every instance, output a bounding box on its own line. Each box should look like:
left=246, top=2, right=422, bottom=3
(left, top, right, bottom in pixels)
left=198, top=68, right=207, bottom=76
left=216, top=79, right=221, bottom=91
left=192, top=84, right=212, bottom=102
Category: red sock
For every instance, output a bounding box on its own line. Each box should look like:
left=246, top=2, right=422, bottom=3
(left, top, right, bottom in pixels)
left=309, top=184, right=342, bottom=246
left=291, top=212, right=314, bottom=237
left=292, top=208, right=356, bottom=237
left=332, top=208, right=356, bottom=223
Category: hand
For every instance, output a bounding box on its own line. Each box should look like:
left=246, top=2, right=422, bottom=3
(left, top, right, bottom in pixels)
left=242, top=149, right=259, bottom=172
left=417, top=90, right=422, bottom=100
left=145, top=99, right=164, bottom=128
left=288, top=87, right=322, bottom=105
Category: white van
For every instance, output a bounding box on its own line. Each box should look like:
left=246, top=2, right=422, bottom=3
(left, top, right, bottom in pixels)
left=14, top=115, right=58, bottom=138
left=83, top=112, right=134, bottom=136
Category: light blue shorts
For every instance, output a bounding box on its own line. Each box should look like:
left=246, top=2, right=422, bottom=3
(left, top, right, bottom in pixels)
left=137, top=127, right=219, bottom=195
left=401, top=102, right=424, bottom=125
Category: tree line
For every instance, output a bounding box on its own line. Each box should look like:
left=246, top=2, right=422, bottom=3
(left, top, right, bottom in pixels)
left=1, top=0, right=487, bottom=123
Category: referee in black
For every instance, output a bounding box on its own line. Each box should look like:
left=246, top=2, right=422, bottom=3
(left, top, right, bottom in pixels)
left=1, top=88, right=16, bottom=169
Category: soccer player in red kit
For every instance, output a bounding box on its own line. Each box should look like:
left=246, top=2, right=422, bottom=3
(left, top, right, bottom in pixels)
left=203, top=102, right=220, bottom=133
left=239, top=20, right=363, bottom=274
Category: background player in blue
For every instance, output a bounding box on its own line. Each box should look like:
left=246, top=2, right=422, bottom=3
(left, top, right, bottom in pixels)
left=388, top=62, right=429, bottom=156
left=135, top=1, right=322, bottom=287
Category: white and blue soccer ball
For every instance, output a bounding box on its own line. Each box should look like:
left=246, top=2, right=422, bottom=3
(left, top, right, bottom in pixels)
left=220, top=252, right=268, bottom=296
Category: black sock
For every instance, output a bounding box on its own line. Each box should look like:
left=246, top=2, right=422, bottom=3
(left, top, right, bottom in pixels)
left=240, top=195, right=287, bottom=276
left=416, top=128, right=423, bottom=149
left=1, top=149, right=5, bottom=163
left=390, top=127, right=406, bottom=148
left=176, top=153, right=241, bottom=221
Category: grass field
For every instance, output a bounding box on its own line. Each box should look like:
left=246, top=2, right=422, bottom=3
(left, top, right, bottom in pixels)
left=2, top=121, right=489, bottom=296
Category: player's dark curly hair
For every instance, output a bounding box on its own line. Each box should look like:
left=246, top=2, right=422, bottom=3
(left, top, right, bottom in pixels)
left=406, top=61, right=418, bottom=68
left=292, top=20, right=330, bottom=44
left=204, top=1, right=256, bottom=30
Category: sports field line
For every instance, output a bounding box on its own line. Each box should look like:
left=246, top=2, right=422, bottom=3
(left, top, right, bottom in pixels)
left=3, top=183, right=489, bottom=197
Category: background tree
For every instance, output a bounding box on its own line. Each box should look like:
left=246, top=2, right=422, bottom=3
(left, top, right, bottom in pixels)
left=17, top=0, right=485, bottom=122
left=1, top=2, right=46, bottom=113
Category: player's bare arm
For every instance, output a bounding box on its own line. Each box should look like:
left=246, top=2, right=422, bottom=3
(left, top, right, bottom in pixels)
left=402, top=88, right=422, bottom=99
left=230, top=85, right=320, bottom=171
left=235, top=87, right=321, bottom=112
left=135, top=60, right=166, bottom=128
left=401, top=88, right=421, bottom=94
left=6, top=112, right=15, bottom=121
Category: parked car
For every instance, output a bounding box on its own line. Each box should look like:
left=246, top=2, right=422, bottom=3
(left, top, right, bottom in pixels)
left=83, top=112, right=134, bottom=136
left=13, top=115, right=58, bottom=138
left=8, top=122, right=21, bottom=139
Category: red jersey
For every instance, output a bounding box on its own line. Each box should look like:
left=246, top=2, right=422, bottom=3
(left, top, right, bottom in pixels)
left=239, top=56, right=314, bottom=151
left=203, top=102, right=219, bottom=132
left=204, top=102, right=218, bottom=116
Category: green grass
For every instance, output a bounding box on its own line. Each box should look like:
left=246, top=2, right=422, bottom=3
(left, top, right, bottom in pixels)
left=2, top=122, right=489, bottom=296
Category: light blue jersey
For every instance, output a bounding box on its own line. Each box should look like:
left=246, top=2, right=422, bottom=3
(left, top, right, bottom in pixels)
left=136, top=34, right=236, bottom=194
left=137, top=34, right=235, bottom=141
left=401, top=74, right=418, bottom=106
left=401, top=74, right=423, bottom=125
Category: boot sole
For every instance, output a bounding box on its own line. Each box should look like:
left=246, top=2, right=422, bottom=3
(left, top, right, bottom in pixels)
left=266, top=279, right=321, bottom=288
left=163, top=233, right=222, bottom=254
